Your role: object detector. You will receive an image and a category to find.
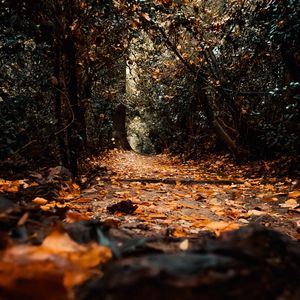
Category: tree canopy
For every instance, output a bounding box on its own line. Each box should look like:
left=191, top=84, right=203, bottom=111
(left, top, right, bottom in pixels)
left=0, top=0, right=299, bottom=174
left=0, top=2, right=300, bottom=299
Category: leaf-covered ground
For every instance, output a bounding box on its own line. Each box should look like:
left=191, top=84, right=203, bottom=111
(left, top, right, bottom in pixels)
left=77, top=150, right=300, bottom=239
left=1, top=150, right=300, bottom=299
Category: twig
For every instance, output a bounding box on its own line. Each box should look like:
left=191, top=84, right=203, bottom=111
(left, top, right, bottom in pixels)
left=53, top=86, right=75, bottom=136
left=13, top=140, right=37, bottom=154
left=101, top=177, right=243, bottom=185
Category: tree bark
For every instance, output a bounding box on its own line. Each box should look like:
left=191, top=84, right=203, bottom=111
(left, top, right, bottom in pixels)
left=53, top=45, right=69, bottom=167
left=195, top=75, right=248, bottom=160
left=64, top=35, right=84, bottom=176
left=112, top=103, right=131, bottom=150
left=280, top=43, right=300, bottom=151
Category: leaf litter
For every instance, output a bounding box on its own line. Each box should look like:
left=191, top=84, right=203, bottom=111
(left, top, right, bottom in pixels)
left=1, top=150, right=300, bottom=299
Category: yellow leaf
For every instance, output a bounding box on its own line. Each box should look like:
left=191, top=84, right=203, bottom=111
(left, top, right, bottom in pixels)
left=72, top=183, right=80, bottom=190
left=179, top=239, right=189, bottom=251
left=40, top=204, right=51, bottom=211
left=32, top=197, right=48, bottom=205
left=290, top=207, right=300, bottom=213
left=133, top=206, right=143, bottom=214
left=75, top=197, right=91, bottom=203
left=56, top=202, right=68, bottom=208
left=1, top=226, right=112, bottom=293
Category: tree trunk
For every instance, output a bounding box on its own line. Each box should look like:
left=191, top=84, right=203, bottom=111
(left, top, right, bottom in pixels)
left=64, top=35, right=84, bottom=176
left=112, top=103, right=131, bottom=150
left=280, top=44, right=300, bottom=152
left=195, top=75, right=248, bottom=160
left=53, top=46, right=69, bottom=167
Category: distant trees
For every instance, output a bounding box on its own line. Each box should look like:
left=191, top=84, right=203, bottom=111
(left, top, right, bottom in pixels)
left=1, top=0, right=299, bottom=172
left=0, top=0, right=130, bottom=174
left=123, top=0, right=300, bottom=160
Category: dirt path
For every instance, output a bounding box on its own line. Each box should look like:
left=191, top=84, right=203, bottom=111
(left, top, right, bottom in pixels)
left=77, top=150, right=300, bottom=239
left=1, top=150, right=300, bottom=299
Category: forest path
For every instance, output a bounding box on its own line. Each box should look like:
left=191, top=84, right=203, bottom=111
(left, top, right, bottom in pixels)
left=1, top=150, right=300, bottom=299
left=78, top=150, right=300, bottom=239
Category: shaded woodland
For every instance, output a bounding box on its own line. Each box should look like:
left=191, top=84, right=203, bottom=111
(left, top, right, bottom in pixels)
left=0, top=1, right=300, bottom=300
left=1, top=0, right=299, bottom=175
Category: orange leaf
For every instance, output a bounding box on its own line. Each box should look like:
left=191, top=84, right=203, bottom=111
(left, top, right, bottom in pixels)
left=3, top=227, right=112, bottom=269
left=206, top=221, right=240, bottom=236
left=171, top=227, right=187, bottom=237
left=65, top=211, right=91, bottom=223
left=32, top=197, right=48, bottom=205
left=148, top=213, right=167, bottom=219
left=289, top=191, right=300, bottom=198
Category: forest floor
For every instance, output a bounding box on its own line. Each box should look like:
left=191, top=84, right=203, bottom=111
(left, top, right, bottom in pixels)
left=1, top=150, right=300, bottom=299
left=77, top=150, right=300, bottom=239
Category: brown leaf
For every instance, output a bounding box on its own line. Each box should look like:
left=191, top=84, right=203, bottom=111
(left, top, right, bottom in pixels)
left=0, top=261, right=68, bottom=300
left=141, top=12, right=151, bottom=21
left=279, top=199, right=298, bottom=209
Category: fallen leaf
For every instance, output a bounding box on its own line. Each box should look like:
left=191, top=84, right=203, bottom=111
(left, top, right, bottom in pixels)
left=65, top=211, right=91, bottom=223
left=3, top=226, right=112, bottom=269
left=205, top=221, right=240, bottom=236
left=114, top=191, right=130, bottom=197
left=247, top=209, right=265, bottom=216
left=171, top=227, right=187, bottom=237
left=141, top=12, right=151, bottom=21
left=289, top=207, right=300, bottom=213
left=279, top=199, right=298, bottom=209
left=32, top=197, right=48, bottom=205
left=180, top=202, right=198, bottom=209
left=72, top=183, right=80, bottom=190
left=191, top=219, right=211, bottom=228
left=289, top=191, right=300, bottom=198
left=0, top=261, right=68, bottom=300
left=0, top=179, right=20, bottom=193
left=0, top=226, right=111, bottom=299
left=179, top=239, right=189, bottom=251
left=148, top=213, right=167, bottom=219
left=74, top=197, right=91, bottom=203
